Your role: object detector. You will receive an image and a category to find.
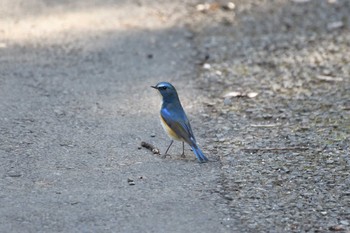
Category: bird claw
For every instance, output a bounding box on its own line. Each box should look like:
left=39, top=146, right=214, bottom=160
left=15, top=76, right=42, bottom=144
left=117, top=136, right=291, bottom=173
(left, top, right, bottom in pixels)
left=180, top=153, right=186, bottom=158
left=161, top=153, right=171, bottom=159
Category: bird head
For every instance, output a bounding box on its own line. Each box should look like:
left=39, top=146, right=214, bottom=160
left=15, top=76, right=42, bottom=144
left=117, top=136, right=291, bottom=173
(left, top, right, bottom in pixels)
left=151, top=82, right=178, bottom=100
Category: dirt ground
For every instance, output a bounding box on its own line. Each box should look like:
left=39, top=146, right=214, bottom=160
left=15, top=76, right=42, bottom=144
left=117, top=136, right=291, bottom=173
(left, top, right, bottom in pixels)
left=189, top=0, right=350, bottom=232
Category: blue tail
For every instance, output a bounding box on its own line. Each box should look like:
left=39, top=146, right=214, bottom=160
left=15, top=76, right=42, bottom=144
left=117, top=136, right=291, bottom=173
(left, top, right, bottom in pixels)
left=191, top=145, right=209, bottom=163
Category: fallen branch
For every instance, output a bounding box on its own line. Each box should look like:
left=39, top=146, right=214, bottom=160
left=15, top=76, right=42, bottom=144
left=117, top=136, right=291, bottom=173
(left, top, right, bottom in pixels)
left=141, top=141, right=160, bottom=154
left=243, top=147, right=309, bottom=152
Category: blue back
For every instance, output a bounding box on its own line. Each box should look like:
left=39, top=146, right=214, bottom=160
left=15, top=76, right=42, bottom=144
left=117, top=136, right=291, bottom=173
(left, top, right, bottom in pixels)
left=155, top=82, right=197, bottom=146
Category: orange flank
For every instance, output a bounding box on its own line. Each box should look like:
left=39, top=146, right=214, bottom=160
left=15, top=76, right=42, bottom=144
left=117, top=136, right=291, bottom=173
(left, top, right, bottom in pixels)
left=160, top=115, right=183, bottom=141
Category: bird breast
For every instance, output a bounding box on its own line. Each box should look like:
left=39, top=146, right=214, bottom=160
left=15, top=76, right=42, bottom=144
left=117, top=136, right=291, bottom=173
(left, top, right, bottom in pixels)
left=160, top=114, right=183, bottom=141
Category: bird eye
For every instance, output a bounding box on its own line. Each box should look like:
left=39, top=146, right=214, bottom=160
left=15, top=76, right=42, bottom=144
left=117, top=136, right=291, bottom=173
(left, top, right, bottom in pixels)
left=160, top=86, right=167, bottom=90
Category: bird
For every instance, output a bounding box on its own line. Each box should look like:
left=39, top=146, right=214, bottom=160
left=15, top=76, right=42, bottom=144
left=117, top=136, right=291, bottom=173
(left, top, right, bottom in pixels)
left=151, top=82, right=208, bottom=163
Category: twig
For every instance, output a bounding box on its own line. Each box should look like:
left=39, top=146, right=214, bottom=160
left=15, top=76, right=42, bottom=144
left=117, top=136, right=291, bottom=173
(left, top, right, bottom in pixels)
left=243, top=147, right=309, bottom=152
left=141, top=141, right=160, bottom=154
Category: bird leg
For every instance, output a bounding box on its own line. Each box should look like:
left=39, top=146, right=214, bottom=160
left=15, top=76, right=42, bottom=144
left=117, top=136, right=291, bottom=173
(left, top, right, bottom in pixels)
left=163, top=140, right=174, bottom=157
left=181, top=142, right=186, bottom=158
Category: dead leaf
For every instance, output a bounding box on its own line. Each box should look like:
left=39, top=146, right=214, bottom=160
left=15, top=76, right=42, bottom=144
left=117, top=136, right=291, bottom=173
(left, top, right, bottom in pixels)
left=247, top=92, right=258, bottom=98
left=223, top=91, right=258, bottom=98
left=223, top=91, right=241, bottom=98
left=329, top=225, right=345, bottom=231
left=327, top=21, right=344, bottom=30
left=196, top=3, right=219, bottom=12
left=316, top=75, right=343, bottom=82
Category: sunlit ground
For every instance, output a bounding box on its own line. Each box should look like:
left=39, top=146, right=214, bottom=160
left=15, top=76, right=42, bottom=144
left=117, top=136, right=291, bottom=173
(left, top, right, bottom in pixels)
left=0, top=1, right=177, bottom=43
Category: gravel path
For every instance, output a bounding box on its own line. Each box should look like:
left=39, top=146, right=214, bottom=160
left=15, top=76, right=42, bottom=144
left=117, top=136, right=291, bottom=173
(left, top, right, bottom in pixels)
left=0, top=1, right=227, bottom=232
left=189, top=0, right=350, bottom=232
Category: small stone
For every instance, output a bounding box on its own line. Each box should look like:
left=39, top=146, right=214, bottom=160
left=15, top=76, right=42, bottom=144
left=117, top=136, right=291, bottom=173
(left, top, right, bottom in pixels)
left=222, top=165, right=229, bottom=169
left=327, top=21, right=344, bottom=30
left=152, top=148, right=160, bottom=154
left=223, top=91, right=241, bottom=98
left=224, top=98, right=231, bottom=106
left=215, top=70, right=222, bottom=76
left=54, top=109, right=65, bottom=116
left=326, top=159, right=334, bottom=164
left=218, top=138, right=226, bottom=142
left=196, top=3, right=210, bottom=12
left=222, top=2, right=235, bottom=11
left=322, top=69, right=332, bottom=75
left=150, top=133, right=156, bottom=137
left=127, top=178, right=135, bottom=185
left=340, top=220, right=349, bottom=226
left=203, top=63, right=211, bottom=70
left=262, top=114, right=273, bottom=120
left=59, top=142, right=74, bottom=147
left=222, top=126, right=230, bottom=131
left=247, top=92, right=258, bottom=98
left=7, top=171, right=21, bottom=177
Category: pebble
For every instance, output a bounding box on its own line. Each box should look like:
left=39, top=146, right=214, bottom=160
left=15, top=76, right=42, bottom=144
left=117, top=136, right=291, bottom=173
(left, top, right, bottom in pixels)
left=54, top=109, right=65, bottom=116
left=340, top=220, right=349, bottom=226
left=223, top=2, right=235, bottom=11
left=215, top=70, right=222, bottom=76
left=196, top=3, right=210, bottom=12
left=223, top=98, right=231, bottom=106
left=327, top=21, right=344, bottom=30
left=203, top=63, right=211, bottom=70
left=7, top=171, right=21, bottom=177
left=218, top=138, right=226, bottom=142
left=193, top=1, right=350, bottom=232
left=326, top=159, right=334, bottom=164
left=127, top=178, right=135, bottom=185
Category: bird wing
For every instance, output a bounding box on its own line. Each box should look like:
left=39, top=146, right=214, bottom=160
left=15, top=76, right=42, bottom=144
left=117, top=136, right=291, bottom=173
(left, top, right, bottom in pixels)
left=160, top=103, right=196, bottom=146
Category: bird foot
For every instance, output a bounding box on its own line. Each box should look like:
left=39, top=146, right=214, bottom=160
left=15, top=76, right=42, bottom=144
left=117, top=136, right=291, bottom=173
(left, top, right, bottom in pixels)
left=180, top=153, right=186, bottom=158
left=161, top=153, right=171, bottom=159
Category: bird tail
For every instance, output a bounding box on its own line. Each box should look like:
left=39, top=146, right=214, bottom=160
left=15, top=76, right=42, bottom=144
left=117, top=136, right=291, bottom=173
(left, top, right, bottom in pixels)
left=191, top=145, right=209, bottom=163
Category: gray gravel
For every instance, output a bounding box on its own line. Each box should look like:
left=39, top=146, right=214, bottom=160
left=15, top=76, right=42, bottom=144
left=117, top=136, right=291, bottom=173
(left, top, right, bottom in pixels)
left=189, top=0, right=350, bottom=232
left=0, top=1, right=227, bottom=232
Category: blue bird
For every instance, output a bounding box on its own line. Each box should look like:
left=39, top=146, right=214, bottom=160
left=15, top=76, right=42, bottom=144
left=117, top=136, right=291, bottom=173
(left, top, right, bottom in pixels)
left=151, top=82, right=208, bottom=163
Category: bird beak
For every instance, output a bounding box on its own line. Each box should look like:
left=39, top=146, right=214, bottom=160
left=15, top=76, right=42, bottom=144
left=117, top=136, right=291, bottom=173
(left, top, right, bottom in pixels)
left=151, top=86, right=158, bottom=89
